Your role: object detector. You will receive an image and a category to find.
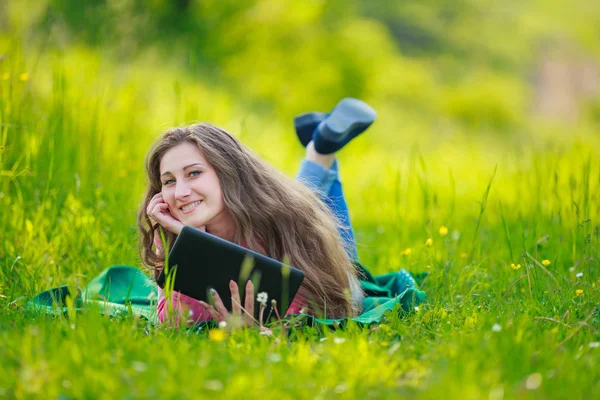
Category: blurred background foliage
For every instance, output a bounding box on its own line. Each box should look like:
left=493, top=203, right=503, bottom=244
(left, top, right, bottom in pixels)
left=4, top=0, right=599, bottom=124
left=1, top=0, right=600, bottom=292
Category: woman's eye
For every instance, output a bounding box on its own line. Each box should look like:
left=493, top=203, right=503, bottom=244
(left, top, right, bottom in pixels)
left=189, top=170, right=202, bottom=177
left=163, top=179, right=175, bottom=185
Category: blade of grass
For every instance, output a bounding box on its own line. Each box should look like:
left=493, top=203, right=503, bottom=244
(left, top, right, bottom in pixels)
left=498, top=200, right=514, bottom=262
left=469, top=165, right=497, bottom=260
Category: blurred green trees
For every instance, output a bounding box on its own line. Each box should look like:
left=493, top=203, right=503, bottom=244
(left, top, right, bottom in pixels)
left=4, top=0, right=598, bottom=126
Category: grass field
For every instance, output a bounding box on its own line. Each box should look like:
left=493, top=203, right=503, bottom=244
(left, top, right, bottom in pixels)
left=2, top=3, right=600, bottom=398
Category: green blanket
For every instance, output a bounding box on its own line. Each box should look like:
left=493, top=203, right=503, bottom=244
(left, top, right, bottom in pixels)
left=27, top=263, right=426, bottom=327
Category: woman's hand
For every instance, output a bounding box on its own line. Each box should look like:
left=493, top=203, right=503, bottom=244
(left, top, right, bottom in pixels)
left=199, top=280, right=256, bottom=327
left=147, top=193, right=184, bottom=235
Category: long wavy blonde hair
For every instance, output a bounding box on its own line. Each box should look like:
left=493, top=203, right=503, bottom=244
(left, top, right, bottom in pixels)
left=138, top=123, right=359, bottom=318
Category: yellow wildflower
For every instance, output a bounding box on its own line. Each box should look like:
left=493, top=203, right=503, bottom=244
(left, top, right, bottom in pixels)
left=576, top=289, right=583, bottom=297
left=425, top=238, right=433, bottom=247
left=208, top=328, right=226, bottom=342
left=2, top=73, right=8, bottom=81
left=19, top=72, right=29, bottom=81
left=460, top=252, right=468, bottom=259
left=464, top=316, right=476, bottom=328
left=511, top=263, right=522, bottom=271
left=402, top=248, right=412, bottom=256
left=439, top=226, right=448, bottom=236
left=541, top=259, right=551, bottom=267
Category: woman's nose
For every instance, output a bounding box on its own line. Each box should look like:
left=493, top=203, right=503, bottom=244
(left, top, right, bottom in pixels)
left=175, top=181, right=192, bottom=199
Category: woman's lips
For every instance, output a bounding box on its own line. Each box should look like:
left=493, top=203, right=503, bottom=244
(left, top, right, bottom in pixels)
left=180, top=200, right=202, bottom=214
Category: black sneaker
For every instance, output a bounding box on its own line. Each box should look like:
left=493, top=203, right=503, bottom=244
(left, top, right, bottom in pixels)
left=293, top=111, right=328, bottom=147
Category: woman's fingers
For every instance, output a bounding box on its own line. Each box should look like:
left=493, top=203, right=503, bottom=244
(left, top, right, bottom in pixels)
left=149, top=203, right=168, bottom=225
left=229, top=280, right=242, bottom=316
left=244, top=280, right=255, bottom=324
left=210, top=289, right=230, bottom=318
left=199, top=284, right=258, bottom=327
left=149, top=199, right=167, bottom=221
left=147, top=193, right=184, bottom=235
left=198, top=301, right=222, bottom=322
left=148, top=194, right=171, bottom=226
left=150, top=204, right=183, bottom=235
left=147, top=193, right=164, bottom=217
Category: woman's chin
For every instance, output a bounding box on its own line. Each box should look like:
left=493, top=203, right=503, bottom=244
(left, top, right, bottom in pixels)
left=181, top=216, right=208, bottom=229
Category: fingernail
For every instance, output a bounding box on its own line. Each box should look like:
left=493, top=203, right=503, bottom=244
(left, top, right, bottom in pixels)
left=209, top=288, right=216, bottom=296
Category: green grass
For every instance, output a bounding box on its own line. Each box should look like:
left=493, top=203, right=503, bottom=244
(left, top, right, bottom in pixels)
left=2, top=4, right=600, bottom=398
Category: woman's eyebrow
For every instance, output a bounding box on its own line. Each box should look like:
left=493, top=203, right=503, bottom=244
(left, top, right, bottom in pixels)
left=160, top=163, right=204, bottom=177
left=183, top=162, right=204, bottom=169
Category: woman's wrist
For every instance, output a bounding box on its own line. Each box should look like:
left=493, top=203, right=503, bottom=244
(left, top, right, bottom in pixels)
left=172, top=224, right=183, bottom=235
left=153, top=220, right=184, bottom=236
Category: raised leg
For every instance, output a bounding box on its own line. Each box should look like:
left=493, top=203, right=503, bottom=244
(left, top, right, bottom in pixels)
left=295, top=152, right=357, bottom=260
left=292, top=97, right=376, bottom=260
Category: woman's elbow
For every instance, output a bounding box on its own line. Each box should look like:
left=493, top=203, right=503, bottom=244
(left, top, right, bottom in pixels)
left=157, top=293, right=211, bottom=325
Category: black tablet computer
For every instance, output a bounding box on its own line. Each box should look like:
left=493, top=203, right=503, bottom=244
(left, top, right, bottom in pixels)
left=156, top=226, right=305, bottom=321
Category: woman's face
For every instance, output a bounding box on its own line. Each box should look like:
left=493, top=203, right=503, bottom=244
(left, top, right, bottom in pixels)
left=159, top=142, right=229, bottom=231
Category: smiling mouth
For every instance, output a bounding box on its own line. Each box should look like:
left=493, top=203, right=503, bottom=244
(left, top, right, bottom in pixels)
left=181, top=200, right=202, bottom=213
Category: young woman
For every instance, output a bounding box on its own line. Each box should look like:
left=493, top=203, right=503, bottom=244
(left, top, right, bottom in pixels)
left=137, top=98, right=376, bottom=325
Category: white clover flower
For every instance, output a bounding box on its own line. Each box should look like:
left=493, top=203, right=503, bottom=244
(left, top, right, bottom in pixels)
left=218, top=320, right=228, bottom=329
left=131, top=361, right=147, bottom=373
left=257, top=292, right=268, bottom=307
left=576, top=272, right=583, bottom=278
left=333, top=337, right=346, bottom=344
left=525, top=373, right=542, bottom=390
left=492, top=323, right=502, bottom=332
left=259, top=327, right=273, bottom=336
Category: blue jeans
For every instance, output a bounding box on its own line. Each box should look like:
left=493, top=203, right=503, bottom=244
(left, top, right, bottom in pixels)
left=296, top=158, right=357, bottom=261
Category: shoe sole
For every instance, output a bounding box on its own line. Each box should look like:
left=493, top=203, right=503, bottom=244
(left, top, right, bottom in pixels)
left=318, top=98, right=376, bottom=142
